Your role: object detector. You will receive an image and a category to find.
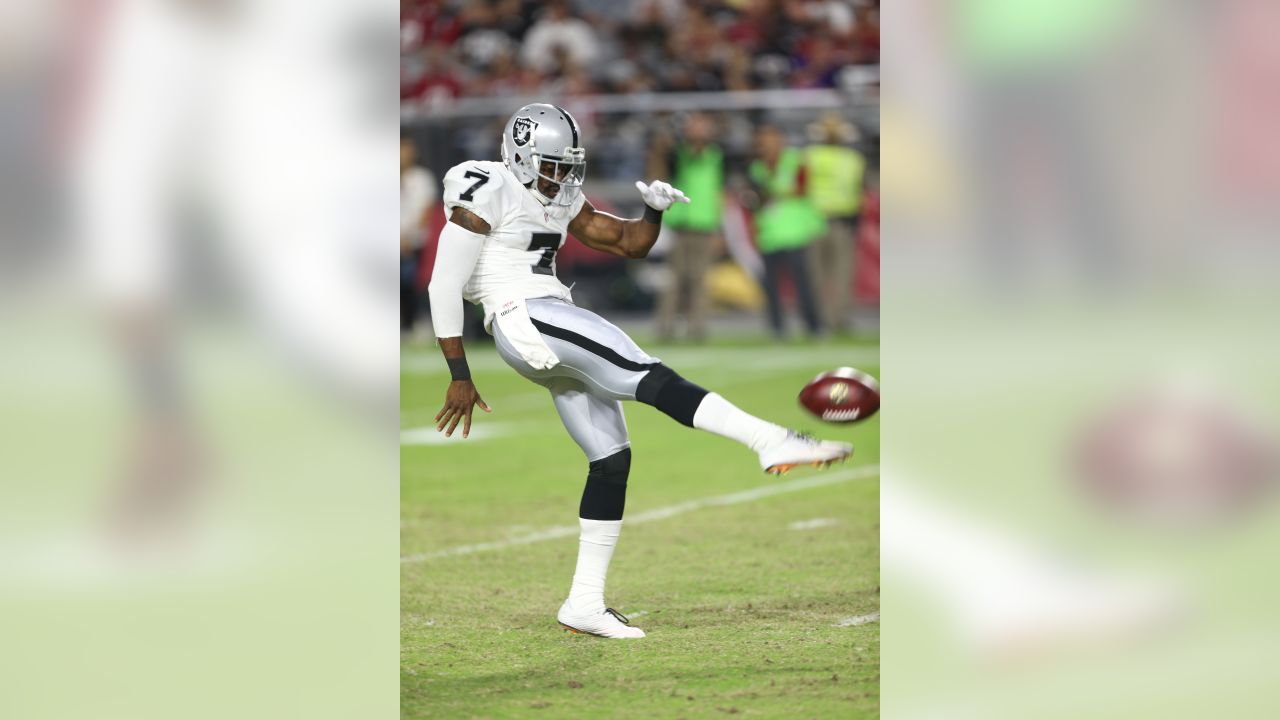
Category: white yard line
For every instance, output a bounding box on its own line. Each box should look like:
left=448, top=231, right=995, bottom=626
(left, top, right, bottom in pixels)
left=401, top=463, right=879, bottom=563
left=788, top=518, right=840, bottom=530
left=835, top=612, right=880, bottom=627
left=400, top=423, right=522, bottom=446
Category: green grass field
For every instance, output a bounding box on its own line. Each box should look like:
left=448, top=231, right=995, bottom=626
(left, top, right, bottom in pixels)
left=402, top=333, right=879, bottom=719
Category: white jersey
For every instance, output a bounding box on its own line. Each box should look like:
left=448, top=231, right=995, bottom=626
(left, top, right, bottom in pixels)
left=441, top=160, right=586, bottom=326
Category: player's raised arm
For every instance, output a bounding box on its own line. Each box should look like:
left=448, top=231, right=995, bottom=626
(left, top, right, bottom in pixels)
left=568, top=180, right=690, bottom=259
left=427, top=207, right=493, bottom=438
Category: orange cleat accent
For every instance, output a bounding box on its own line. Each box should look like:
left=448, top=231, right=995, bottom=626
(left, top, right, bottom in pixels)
left=757, top=431, right=852, bottom=474
left=764, top=455, right=849, bottom=476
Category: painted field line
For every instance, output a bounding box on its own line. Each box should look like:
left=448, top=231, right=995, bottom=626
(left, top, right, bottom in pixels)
left=835, top=612, right=880, bottom=627
left=788, top=518, right=839, bottom=531
left=400, top=423, right=520, bottom=446
left=401, top=463, right=879, bottom=563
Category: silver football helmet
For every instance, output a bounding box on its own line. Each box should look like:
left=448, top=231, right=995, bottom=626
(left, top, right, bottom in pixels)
left=500, top=103, right=586, bottom=207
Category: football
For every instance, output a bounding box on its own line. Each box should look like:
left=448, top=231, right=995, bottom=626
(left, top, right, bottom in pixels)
left=798, top=367, right=880, bottom=424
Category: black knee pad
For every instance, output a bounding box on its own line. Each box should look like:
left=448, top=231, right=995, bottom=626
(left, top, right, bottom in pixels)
left=635, top=364, right=710, bottom=428
left=579, top=447, right=631, bottom=521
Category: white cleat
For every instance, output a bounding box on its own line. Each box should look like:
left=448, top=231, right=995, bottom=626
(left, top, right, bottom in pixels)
left=557, top=601, right=646, bottom=639
left=758, top=430, right=853, bottom=475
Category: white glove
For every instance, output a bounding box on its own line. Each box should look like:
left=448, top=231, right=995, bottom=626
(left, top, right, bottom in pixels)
left=635, top=180, right=691, bottom=212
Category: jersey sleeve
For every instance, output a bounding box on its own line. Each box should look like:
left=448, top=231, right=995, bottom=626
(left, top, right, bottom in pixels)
left=442, top=162, right=506, bottom=229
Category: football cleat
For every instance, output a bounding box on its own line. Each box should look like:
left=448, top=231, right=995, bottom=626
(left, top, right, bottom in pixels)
left=758, top=430, right=853, bottom=475
left=557, top=602, right=646, bottom=639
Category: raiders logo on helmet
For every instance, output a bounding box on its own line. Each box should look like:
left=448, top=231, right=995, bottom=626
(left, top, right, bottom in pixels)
left=512, top=117, right=537, bottom=147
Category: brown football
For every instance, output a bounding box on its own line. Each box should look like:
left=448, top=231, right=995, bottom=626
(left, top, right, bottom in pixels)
left=798, top=367, right=880, bottom=424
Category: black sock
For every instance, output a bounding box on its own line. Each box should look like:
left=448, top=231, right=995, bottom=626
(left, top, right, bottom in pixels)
left=579, top=447, right=631, bottom=521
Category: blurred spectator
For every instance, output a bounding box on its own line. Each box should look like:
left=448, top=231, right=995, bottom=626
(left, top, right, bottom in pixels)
left=631, top=0, right=686, bottom=28
left=805, top=0, right=857, bottom=35
left=955, top=0, right=1125, bottom=291
left=458, top=0, right=529, bottom=40
left=401, top=0, right=463, bottom=54
left=653, top=113, right=726, bottom=343
left=748, top=125, right=826, bottom=339
left=401, top=42, right=463, bottom=103
left=457, top=18, right=517, bottom=71
left=792, top=31, right=849, bottom=89
left=850, top=0, right=880, bottom=63
left=520, top=0, right=601, bottom=75
left=806, top=112, right=867, bottom=332
left=401, top=137, right=438, bottom=335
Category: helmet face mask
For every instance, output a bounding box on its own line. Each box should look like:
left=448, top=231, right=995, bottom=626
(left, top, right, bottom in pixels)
left=532, top=150, right=585, bottom=205
left=501, top=104, right=587, bottom=207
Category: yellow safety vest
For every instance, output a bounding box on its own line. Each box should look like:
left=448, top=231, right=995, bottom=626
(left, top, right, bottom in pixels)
left=806, top=144, right=865, bottom=218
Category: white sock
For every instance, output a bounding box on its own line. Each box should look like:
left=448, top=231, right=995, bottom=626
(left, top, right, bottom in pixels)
left=566, top=518, right=621, bottom=615
left=692, top=393, right=788, bottom=453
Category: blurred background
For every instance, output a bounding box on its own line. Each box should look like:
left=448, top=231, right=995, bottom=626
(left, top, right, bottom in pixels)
left=1, top=1, right=398, bottom=718
left=400, top=0, right=881, bottom=343
left=882, top=1, right=1280, bottom=718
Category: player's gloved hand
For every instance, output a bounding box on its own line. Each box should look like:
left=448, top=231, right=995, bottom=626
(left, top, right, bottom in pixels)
left=634, top=180, right=691, bottom=211
left=436, top=380, right=492, bottom=438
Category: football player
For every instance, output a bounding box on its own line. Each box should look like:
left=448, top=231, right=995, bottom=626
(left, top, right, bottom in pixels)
left=428, top=104, right=852, bottom=638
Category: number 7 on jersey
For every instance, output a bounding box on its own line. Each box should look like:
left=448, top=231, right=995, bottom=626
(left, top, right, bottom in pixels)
left=458, top=170, right=490, bottom=202
left=528, top=232, right=561, bottom=275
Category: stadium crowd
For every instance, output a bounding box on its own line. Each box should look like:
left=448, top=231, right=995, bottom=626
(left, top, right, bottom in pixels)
left=402, top=0, right=880, bottom=104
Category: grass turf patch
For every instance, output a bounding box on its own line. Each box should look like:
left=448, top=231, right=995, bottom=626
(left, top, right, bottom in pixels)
left=402, top=336, right=879, bottom=718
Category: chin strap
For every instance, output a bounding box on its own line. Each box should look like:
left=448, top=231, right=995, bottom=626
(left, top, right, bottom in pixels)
left=524, top=180, right=553, bottom=206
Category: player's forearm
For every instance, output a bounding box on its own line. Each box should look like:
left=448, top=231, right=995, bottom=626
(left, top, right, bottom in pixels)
left=575, top=209, right=658, bottom=259
left=574, top=183, right=685, bottom=259
left=617, top=214, right=661, bottom=259
left=438, top=336, right=465, bottom=359
left=437, top=336, right=472, bottom=381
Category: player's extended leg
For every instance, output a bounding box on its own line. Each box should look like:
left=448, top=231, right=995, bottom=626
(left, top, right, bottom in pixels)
left=542, top=377, right=645, bottom=639
left=511, top=298, right=852, bottom=475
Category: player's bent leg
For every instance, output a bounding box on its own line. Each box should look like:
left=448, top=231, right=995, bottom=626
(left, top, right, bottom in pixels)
left=636, top=364, right=853, bottom=475
left=523, top=298, right=851, bottom=475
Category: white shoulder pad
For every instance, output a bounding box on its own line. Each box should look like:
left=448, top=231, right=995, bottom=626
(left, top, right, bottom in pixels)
left=442, top=161, right=506, bottom=228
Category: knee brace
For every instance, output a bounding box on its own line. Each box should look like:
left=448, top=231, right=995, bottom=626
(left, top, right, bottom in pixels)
left=635, top=364, right=710, bottom=428
left=579, top=447, right=631, bottom=521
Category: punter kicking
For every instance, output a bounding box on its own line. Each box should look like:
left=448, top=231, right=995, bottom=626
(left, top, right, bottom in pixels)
left=428, top=104, right=852, bottom=638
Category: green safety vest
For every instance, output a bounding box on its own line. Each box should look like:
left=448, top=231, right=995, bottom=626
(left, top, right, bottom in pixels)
left=806, top=144, right=865, bottom=218
left=749, top=148, right=827, bottom=253
left=664, top=144, right=724, bottom=231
